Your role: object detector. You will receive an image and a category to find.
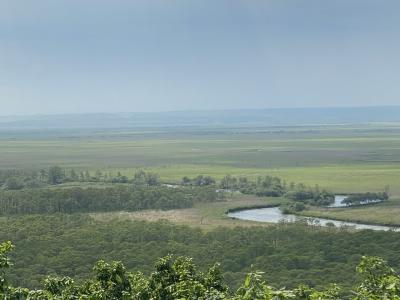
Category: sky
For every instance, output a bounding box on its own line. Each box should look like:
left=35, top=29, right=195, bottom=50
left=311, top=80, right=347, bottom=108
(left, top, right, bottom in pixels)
left=0, top=0, right=399, bottom=115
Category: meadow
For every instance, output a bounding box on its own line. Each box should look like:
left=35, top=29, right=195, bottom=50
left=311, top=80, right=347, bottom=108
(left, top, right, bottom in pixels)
left=91, top=194, right=284, bottom=230
left=1, top=124, right=400, bottom=196
left=2, top=122, right=400, bottom=294
left=2, top=123, right=400, bottom=227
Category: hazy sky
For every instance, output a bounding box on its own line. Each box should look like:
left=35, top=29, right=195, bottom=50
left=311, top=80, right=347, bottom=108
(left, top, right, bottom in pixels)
left=1, top=0, right=399, bottom=115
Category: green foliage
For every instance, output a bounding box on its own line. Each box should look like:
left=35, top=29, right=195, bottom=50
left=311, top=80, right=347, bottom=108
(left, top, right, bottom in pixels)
left=232, top=272, right=341, bottom=299
left=47, top=166, right=65, bottom=185
left=281, top=202, right=306, bottom=214
left=4, top=177, right=24, bottom=190
left=92, top=260, right=132, bottom=299
left=0, top=185, right=223, bottom=215
left=342, top=192, right=389, bottom=206
left=2, top=240, right=400, bottom=299
left=145, top=255, right=227, bottom=299
left=218, top=175, right=334, bottom=206
left=3, top=215, right=400, bottom=295
left=133, top=170, right=160, bottom=187
left=181, top=175, right=216, bottom=186
left=0, top=241, right=13, bottom=294
left=354, top=256, right=400, bottom=299
left=284, top=184, right=334, bottom=206
left=219, top=175, right=285, bottom=197
left=0, top=167, right=344, bottom=208
left=0, top=167, right=162, bottom=190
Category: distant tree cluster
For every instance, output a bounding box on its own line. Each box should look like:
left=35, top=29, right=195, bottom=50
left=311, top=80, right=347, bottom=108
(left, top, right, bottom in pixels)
left=0, top=167, right=161, bottom=190
left=219, top=175, right=285, bottom=196
left=181, top=175, right=216, bottom=186
left=6, top=168, right=392, bottom=209
left=218, top=175, right=334, bottom=206
left=0, top=169, right=46, bottom=190
left=284, top=183, right=335, bottom=206
left=342, top=192, right=389, bottom=206
left=280, top=202, right=307, bottom=213
left=132, top=170, right=160, bottom=187
left=1, top=240, right=399, bottom=299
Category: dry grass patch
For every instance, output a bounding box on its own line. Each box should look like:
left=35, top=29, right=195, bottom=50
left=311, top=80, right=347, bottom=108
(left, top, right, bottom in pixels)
left=90, top=194, right=283, bottom=230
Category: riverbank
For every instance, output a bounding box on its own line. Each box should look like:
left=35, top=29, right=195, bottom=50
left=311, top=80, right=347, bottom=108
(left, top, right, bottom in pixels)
left=297, top=199, right=400, bottom=227
left=228, top=206, right=399, bottom=231
left=90, top=194, right=284, bottom=230
left=224, top=195, right=400, bottom=228
left=90, top=192, right=400, bottom=230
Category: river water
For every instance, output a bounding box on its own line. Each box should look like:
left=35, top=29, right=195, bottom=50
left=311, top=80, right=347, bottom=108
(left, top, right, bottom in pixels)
left=227, top=196, right=397, bottom=231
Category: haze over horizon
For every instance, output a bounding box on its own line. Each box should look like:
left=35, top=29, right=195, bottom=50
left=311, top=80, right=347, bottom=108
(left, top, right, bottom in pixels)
left=1, top=104, right=400, bottom=118
left=1, top=0, right=399, bottom=115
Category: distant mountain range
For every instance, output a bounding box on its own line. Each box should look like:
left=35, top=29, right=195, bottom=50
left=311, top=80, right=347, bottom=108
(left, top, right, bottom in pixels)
left=1, top=106, right=400, bottom=129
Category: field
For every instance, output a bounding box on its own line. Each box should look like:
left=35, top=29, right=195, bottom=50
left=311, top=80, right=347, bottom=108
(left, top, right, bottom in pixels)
left=91, top=194, right=284, bottom=230
left=2, top=124, right=400, bottom=195
left=2, top=121, right=400, bottom=294
left=2, top=123, right=400, bottom=226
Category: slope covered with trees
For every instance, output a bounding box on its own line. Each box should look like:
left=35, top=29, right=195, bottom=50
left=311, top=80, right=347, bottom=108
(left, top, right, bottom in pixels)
left=2, top=214, right=400, bottom=296
left=1, top=239, right=400, bottom=299
left=0, top=167, right=395, bottom=299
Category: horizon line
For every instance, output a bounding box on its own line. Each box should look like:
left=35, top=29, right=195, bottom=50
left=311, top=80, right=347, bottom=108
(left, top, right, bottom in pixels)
left=1, top=104, right=400, bottom=118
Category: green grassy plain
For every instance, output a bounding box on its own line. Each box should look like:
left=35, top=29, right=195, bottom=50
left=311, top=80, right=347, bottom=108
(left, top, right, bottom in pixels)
left=2, top=124, right=400, bottom=226
left=2, top=124, right=400, bottom=196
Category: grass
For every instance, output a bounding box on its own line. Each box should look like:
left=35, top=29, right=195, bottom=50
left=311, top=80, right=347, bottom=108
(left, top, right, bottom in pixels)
left=90, top=192, right=400, bottom=229
left=3, top=123, right=400, bottom=226
left=2, top=124, right=400, bottom=196
left=298, top=199, right=400, bottom=226
left=141, top=164, right=400, bottom=196
left=90, top=194, right=283, bottom=230
left=2, top=124, right=400, bottom=170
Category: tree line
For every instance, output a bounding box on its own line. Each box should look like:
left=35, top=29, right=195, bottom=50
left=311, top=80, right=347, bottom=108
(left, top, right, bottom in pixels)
left=0, top=185, right=223, bottom=216
left=0, top=168, right=162, bottom=190
left=217, top=175, right=335, bottom=206
left=181, top=174, right=335, bottom=206
left=2, top=167, right=390, bottom=208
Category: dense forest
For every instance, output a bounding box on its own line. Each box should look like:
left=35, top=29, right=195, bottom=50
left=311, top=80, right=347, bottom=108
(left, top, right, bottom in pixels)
left=2, top=230, right=400, bottom=299
left=2, top=241, right=398, bottom=300
left=0, top=167, right=339, bottom=212
left=1, top=167, right=329, bottom=200
left=0, top=185, right=223, bottom=215
left=14, top=166, right=399, bottom=211
left=2, top=214, right=400, bottom=296
left=0, top=167, right=395, bottom=299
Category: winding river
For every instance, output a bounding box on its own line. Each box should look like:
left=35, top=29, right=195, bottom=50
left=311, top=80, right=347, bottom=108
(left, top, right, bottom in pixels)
left=228, top=196, right=398, bottom=232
